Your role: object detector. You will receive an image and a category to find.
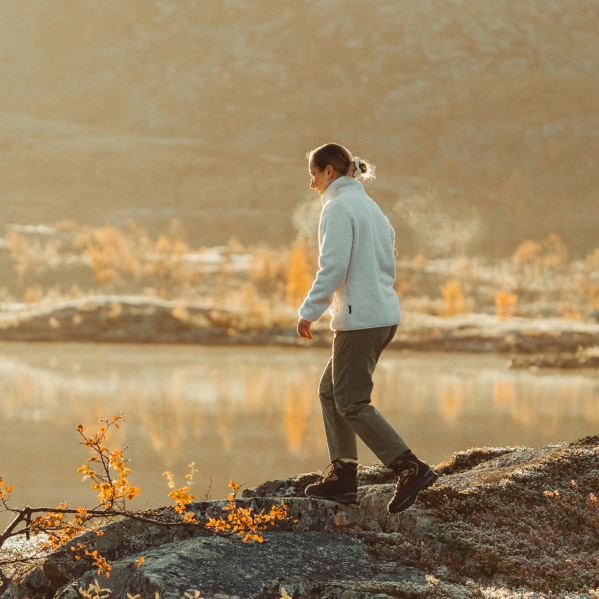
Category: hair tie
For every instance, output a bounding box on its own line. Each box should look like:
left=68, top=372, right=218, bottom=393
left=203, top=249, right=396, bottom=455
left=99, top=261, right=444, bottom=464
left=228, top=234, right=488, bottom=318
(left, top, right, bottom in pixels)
left=353, top=156, right=363, bottom=178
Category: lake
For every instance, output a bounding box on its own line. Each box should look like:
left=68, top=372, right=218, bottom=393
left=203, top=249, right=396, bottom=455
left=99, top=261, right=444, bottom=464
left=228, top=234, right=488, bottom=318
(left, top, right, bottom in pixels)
left=0, top=341, right=598, bottom=524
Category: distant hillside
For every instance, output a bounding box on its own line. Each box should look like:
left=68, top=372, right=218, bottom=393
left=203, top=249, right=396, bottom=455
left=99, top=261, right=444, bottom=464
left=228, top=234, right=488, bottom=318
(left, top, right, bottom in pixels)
left=1, top=0, right=597, bottom=256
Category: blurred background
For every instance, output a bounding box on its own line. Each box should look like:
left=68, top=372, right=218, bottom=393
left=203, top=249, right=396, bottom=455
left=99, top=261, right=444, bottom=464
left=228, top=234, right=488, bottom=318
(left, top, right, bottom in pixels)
left=1, top=0, right=597, bottom=255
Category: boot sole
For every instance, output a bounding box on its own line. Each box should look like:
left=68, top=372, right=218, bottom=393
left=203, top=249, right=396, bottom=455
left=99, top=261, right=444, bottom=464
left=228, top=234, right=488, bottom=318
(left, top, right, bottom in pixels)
left=387, top=469, right=439, bottom=514
left=304, top=490, right=358, bottom=505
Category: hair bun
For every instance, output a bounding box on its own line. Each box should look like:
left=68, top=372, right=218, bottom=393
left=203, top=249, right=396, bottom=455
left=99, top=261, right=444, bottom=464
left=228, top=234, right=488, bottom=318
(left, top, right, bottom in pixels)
left=354, top=156, right=363, bottom=178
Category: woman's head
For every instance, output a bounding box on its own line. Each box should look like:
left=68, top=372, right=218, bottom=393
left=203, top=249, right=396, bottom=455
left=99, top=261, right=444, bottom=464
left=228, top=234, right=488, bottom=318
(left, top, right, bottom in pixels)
left=307, top=143, right=375, bottom=194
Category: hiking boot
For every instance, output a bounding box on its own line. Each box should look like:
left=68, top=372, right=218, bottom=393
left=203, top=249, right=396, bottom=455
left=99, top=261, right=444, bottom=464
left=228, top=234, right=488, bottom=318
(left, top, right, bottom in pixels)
left=304, top=460, right=358, bottom=504
left=387, top=451, right=438, bottom=513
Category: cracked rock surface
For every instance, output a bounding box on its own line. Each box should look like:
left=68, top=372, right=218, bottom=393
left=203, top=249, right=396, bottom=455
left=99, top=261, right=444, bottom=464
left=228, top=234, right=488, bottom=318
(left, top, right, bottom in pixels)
left=6, top=437, right=599, bottom=599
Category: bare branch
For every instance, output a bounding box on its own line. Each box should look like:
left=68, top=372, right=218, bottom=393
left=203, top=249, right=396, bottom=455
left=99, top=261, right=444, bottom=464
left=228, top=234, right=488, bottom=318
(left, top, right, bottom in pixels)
left=0, top=414, right=287, bottom=582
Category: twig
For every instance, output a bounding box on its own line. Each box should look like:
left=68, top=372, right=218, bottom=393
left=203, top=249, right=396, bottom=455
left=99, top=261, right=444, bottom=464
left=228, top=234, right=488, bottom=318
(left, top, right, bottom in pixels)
left=0, top=504, right=236, bottom=553
left=0, top=413, right=268, bottom=581
left=0, top=511, right=27, bottom=549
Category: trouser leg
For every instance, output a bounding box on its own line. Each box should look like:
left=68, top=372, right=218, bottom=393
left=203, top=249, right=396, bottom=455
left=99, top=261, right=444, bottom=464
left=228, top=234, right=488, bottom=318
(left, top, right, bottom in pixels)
left=331, top=325, right=410, bottom=467
left=318, top=357, right=358, bottom=462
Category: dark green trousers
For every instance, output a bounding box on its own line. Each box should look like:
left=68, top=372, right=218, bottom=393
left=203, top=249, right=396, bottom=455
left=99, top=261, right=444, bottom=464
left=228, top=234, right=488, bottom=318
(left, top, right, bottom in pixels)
left=318, top=325, right=410, bottom=468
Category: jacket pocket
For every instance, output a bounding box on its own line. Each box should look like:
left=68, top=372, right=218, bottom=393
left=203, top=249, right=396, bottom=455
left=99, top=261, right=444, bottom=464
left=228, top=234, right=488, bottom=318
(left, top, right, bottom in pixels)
left=332, top=297, right=338, bottom=313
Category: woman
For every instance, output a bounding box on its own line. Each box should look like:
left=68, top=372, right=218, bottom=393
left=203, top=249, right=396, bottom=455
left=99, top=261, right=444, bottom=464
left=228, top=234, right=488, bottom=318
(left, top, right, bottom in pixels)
left=297, top=143, right=437, bottom=513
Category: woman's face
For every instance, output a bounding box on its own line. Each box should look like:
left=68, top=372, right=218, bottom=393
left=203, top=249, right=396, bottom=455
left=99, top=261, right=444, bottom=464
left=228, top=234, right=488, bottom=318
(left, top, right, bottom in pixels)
left=309, top=161, right=337, bottom=195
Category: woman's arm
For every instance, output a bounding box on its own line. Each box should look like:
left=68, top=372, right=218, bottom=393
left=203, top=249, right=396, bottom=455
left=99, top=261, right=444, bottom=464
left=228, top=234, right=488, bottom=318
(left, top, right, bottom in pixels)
left=298, top=202, right=353, bottom=323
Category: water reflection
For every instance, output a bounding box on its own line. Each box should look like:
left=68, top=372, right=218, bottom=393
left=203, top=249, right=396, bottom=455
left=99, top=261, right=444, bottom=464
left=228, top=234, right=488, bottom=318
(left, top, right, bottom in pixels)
left=0, top=342, right=597, bottom=523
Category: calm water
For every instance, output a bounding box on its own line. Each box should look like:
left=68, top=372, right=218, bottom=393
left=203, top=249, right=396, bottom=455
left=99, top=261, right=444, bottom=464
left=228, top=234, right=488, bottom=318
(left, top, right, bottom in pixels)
left=0, top=341, right=598, bottom=524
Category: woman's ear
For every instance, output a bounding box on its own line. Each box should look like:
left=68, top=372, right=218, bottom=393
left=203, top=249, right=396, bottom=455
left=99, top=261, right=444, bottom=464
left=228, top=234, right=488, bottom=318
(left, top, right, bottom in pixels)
left=325, top=165, right=334, bottom=180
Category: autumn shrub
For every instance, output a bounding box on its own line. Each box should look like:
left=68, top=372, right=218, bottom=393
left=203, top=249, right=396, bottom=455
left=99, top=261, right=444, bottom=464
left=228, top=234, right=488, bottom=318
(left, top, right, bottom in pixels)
left=495, top=290, right=518, bottom=320
left=440, top=281, right=465, bottom=317
left=248, top=245, right=287, bottom=297
left=2, top=222, right=598, bottom=327
left=205, top=481, right=288, bottom=543
left=23, top=286, right=44, bottom=303
left=146, top=234, right=191, bottom=299
left=0, top=414, right=289, bottom=590
left=74, top=222, right=194, bottom=298
left=78, top=225, right=134, bottom=287
left=285, top=239, right=315, bottom=306
left=541, top=233, right=568, bottom=269
left=4, top=231, right=43, bottom=281
left=512, top=239, right=542, bottom=267
left=513, top=234, right=568, bottom=272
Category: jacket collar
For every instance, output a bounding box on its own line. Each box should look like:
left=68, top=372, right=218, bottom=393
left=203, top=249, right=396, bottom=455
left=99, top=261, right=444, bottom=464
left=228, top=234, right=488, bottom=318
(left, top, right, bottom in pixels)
left=321, top=176, right=364, bottom=205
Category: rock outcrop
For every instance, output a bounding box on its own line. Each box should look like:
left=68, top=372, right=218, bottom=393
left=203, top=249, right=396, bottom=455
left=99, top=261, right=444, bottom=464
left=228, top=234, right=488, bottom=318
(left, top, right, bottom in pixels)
left=4, top=437, right=599, bottom=599
left=1, top=297, right=599, bottom=359
left=510, top=352, right=599, bottom=369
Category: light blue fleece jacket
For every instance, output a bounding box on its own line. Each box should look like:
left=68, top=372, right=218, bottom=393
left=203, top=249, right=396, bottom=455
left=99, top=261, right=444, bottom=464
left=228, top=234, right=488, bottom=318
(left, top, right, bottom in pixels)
left=299, top=176, right=401, bottom=331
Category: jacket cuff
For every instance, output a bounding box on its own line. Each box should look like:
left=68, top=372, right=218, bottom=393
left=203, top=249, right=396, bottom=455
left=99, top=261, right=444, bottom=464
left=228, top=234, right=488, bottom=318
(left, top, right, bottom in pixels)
left=298, top=305, right=321, bottom=323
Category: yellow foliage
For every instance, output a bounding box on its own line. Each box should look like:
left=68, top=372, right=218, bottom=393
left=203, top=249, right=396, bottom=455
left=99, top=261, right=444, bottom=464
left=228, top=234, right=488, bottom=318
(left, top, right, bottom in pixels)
left=76, top=416, right=140, bottom=509
left=413, top=252, right=428, bottom=269
left=205, top=481, right=288, bottom=543
left=286, top=240, right=314, bottom=306
left=226, top=236, right=244, bottom=253
left=81, top=225, right=139, bottom=286
left=542, top=233, right=568, bottom=269
left=585, top=248, right=599, bottom=271
left=513, top=234, right=568, bottom=270
left=496, top=290, right=518, bottom=320
left=163, top=463, right=199, bottom=517
left=55, top=220, right=79, bottom=232
left=560, top=302, right=583, bottom=321
left=5, top=231, right=29, bottom=256
left=84, top=548, right=112, bottom=577
left=4, top=231, right=38, bottom=279
left=0, top=477, right=13, bottom=501
left=248, top=246, right=288, bottom=301
left=172, top=304, right=189, bottom=321
left=23, top=286, right=43, bottom=303
left=440, top=281, right=465, bottom=317
left=1, top=414, right=290, bottom=589
left=513, top=239, right=541, bottom=265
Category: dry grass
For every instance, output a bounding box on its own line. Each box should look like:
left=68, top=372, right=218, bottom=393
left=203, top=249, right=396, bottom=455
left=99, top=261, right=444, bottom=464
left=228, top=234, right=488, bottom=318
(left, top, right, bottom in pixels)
left=0, top=222, right=597, bottom=332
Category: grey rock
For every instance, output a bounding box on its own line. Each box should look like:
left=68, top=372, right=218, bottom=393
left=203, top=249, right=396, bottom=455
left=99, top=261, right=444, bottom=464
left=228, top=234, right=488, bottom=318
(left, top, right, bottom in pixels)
left=6, top=436, right=599, bottom=599
left=55, top=533, right=400, bottom=599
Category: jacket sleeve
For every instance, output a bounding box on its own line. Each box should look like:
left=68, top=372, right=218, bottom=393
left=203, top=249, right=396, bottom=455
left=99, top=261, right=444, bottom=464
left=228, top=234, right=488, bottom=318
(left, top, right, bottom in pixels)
left=298, top=201, right=353, bottom=322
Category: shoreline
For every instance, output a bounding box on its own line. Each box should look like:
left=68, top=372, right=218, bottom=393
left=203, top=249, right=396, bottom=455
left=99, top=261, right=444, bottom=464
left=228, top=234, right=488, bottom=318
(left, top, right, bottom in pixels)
left=0, top=295, right=598, bottom=366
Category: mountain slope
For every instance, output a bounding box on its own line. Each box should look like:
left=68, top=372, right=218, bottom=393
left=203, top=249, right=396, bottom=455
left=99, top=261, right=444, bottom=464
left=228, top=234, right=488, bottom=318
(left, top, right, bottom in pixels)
left=1, top=0, right=597, bottom=255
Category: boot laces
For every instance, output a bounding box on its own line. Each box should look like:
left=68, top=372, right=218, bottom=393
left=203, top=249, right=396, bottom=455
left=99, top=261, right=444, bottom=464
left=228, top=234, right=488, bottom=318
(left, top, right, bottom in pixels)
left=393, top=459, right=419, bottom=487
left=316, top=461, right=342, bottom=485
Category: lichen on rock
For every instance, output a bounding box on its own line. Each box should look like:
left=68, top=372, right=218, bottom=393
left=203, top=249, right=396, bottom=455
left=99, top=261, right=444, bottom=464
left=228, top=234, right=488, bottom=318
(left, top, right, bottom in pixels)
left=5, top=437, right=599, bottom=599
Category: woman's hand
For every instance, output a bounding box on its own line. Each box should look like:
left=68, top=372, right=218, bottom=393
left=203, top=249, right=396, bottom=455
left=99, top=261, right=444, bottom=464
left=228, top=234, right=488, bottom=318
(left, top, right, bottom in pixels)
left=297, top=317, right=313, bottom=340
